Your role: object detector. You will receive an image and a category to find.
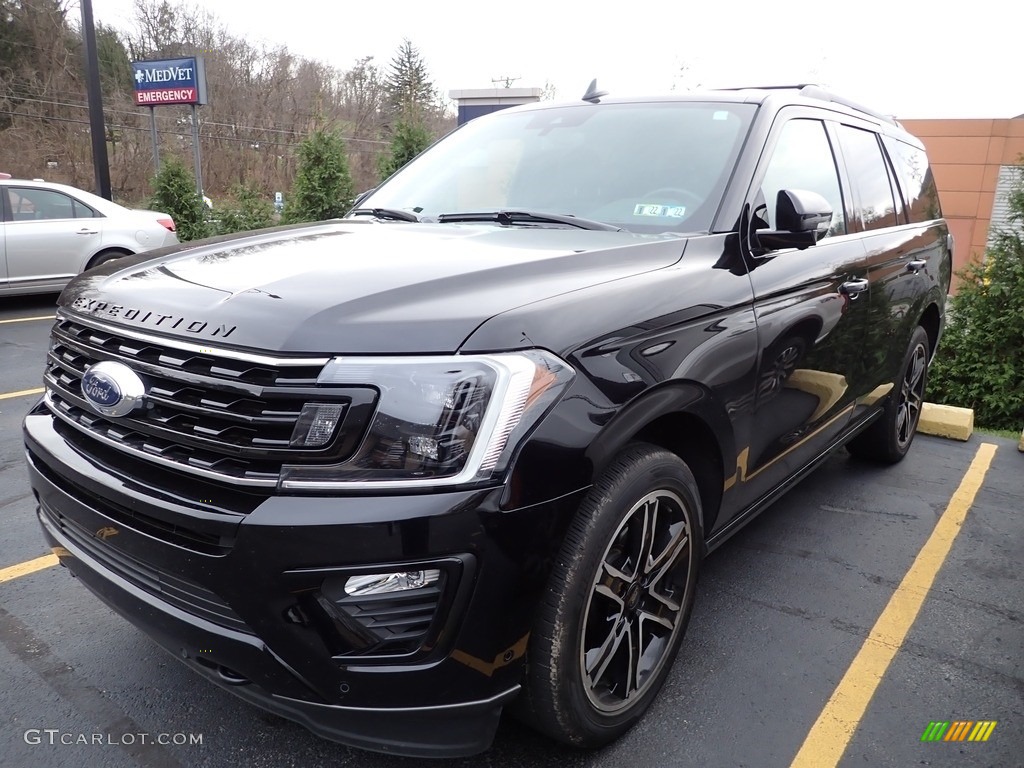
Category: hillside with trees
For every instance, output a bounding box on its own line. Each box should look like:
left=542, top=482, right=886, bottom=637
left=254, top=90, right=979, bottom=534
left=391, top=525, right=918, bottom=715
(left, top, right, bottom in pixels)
left=0, top=0, right=453, bottom=205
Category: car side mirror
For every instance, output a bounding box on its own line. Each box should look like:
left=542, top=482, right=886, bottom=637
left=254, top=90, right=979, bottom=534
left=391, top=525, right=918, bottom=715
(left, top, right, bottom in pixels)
left=755, top=189, right=833, bottom=252
left=351, top=188, right=376, bottom=209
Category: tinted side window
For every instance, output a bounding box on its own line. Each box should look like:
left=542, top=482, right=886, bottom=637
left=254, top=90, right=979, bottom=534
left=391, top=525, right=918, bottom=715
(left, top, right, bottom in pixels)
left=6, top=188, right=76, bottom=221
left=882, top=136, right=942, bottom=223
left=836, top=126, right=899, bottom=231
left=72, top=199, right=97, bottom=218
left=759, top=119, right=845, bottom=237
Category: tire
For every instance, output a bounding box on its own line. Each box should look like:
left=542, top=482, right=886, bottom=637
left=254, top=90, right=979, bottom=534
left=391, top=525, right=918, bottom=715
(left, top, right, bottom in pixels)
left=846, top=325, right=930, bottom=463
left=87, top=249, right=131, bottom=269
left=517, top=442, right=704, bottom=747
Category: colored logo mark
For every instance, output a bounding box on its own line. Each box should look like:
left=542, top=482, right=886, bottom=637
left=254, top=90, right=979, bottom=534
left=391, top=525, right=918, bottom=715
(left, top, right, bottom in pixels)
left=921, top=721, right=997, bottom=742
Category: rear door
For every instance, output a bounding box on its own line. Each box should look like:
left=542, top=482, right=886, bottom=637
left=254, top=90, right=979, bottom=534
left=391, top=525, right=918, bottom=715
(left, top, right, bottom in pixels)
left=831, top=125, right=949, bottom=425
left=3, top=186, right=103, bottom=291
left=733, top=111, right=871, bottom=510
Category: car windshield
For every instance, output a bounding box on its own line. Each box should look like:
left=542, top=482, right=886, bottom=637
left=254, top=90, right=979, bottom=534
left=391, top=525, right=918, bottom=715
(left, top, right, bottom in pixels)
left=360, top=101, right=756, bottom=234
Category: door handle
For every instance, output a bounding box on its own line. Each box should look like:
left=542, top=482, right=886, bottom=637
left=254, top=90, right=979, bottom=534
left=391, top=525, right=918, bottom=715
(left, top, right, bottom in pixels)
left=76, top=228, right=99, bottom=235
left=906, top=259, right=927, bottom=274
left=839, top=278, right=869, bottom=298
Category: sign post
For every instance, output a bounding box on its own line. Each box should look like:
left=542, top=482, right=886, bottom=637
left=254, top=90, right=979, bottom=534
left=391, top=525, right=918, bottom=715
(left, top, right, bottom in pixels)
left=190, top=104, right=203, bottom=198
left=131, top=56, right=208, bottom=193
left=149, top=107, right=160, bottom=171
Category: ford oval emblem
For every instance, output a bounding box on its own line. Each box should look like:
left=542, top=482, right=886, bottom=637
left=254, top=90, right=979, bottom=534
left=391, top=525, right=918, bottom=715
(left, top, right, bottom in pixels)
left=81, top=361, right=146, bottom=417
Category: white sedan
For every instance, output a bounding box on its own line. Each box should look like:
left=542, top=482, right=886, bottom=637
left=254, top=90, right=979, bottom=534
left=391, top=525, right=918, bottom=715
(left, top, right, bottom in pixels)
left=1, top=175, right=179, bottom=296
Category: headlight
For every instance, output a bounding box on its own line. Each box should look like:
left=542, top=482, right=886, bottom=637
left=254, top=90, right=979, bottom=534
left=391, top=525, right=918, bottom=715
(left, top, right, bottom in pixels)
left=279, top=350, right=573, bottom=490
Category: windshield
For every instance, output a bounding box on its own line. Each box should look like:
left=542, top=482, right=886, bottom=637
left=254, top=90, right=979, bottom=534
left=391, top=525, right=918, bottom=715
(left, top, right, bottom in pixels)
left=360, top=101, right=756, bottom=233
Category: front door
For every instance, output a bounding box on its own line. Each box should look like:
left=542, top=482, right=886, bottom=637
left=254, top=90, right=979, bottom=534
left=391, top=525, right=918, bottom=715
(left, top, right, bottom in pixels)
left=3, top=186, right=101, bottom=291
left=731, top=114, right=871, bottom=510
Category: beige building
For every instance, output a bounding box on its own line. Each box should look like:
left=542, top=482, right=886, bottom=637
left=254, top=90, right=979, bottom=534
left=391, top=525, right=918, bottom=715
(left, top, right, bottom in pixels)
left=900, top=116, right=1024, bottom=278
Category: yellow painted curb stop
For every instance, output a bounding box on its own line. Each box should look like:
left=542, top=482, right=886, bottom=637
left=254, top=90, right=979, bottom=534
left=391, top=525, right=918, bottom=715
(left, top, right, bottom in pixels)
left=918, top=402, right=974, bottom=441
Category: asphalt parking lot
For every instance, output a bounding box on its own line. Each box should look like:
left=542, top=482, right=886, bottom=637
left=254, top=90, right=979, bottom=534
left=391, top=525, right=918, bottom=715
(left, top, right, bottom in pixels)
left=1, top=293, right=1021, bottom=768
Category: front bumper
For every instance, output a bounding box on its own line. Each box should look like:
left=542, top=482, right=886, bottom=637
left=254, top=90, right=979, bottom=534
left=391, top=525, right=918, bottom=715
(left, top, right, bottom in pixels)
left=24, top=409, right=585, bottom=757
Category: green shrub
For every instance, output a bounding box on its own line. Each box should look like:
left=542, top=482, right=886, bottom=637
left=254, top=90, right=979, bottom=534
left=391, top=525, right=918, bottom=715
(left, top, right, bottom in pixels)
left=928, top=165, right=1024, bottom=430
left=282, top=128, right=355, bottom=224
left=150, top=156, right=209, bottom=242
left=377, top=119, right=432, bottom=181
left=214, top=184, right=275, bottom=235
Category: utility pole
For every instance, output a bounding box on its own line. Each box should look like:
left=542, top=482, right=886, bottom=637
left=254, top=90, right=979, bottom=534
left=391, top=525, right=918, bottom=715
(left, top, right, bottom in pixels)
left=80, top=0, right=112, bottom=200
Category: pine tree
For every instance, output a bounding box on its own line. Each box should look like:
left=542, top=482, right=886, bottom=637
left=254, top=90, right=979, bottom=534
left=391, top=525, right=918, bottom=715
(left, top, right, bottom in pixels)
left=151, top=156, right=208, bottom=241
left=377, top=119, right=433, bottom=180
left=384, top=39, right=435, bottom=120
left=283, top=128, right=355, bottom=223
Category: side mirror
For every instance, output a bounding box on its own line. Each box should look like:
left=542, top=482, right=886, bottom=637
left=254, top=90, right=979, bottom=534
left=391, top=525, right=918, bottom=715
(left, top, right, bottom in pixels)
left=755, top=189, right=833, bottom=251
left=351, top=188, right=376, bottom=209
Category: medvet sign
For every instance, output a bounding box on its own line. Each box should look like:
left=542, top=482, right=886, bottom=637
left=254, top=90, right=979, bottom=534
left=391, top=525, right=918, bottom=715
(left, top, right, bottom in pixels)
left=131, top=56, right=208, bottom=106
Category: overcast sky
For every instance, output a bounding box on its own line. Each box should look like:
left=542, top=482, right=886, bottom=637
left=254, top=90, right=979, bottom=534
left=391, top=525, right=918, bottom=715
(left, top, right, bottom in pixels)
left=90, top=0, right=1020, bottom=120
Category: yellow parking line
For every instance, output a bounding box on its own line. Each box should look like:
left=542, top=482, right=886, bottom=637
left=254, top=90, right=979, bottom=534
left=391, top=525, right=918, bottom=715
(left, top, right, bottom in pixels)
left=790, top=442, right=998, bottom=768
left=0, top=315, right=55, bottom=325
left=0, top=554, right=59, bottom=583
left=0, top=387, right=45, bottom=400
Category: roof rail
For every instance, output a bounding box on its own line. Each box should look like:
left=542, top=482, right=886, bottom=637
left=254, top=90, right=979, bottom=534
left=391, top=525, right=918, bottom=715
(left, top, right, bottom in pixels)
left=714, top=84, right=900, bottom=127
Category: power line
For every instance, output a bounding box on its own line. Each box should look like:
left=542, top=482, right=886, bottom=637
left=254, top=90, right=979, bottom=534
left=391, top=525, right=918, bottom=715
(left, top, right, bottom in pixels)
left=0, top=110, right=384, bottom=153
left=3, top=92, right=391, bottom=145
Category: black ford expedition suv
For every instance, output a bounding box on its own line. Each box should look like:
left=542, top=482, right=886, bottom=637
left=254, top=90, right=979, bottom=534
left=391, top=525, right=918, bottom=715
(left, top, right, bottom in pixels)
left=24, top=85, right=951, bottom=757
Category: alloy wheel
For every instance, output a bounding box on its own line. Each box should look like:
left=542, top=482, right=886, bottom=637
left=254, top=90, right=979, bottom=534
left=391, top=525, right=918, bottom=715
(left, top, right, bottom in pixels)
left=896, top=342, right=928, bottom=448
left=579, top=490, right=693, bottom=713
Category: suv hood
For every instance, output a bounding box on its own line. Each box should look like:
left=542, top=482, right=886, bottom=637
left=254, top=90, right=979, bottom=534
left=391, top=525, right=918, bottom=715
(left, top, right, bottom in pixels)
left=59, top=220, right=687, bottom=354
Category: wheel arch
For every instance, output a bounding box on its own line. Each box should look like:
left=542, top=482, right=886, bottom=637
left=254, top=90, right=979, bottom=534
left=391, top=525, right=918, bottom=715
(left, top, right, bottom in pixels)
left=86, top=246, right=134, bottom=271
left=584, top=382, right=731, bottom=534
left=919, top=301, right=942, bottom=359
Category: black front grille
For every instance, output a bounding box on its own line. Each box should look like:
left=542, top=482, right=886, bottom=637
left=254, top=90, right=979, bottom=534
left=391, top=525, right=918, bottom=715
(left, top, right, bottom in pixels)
left=44, top=316, right=376, bottom=485
left=41, top=500, right=253, bottom=635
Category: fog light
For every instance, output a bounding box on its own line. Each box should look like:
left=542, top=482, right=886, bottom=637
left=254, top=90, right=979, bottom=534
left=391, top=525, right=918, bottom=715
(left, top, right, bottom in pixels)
left=290, top=403, right=345, bottom=447
left=344, top=569, right=441, bottom=596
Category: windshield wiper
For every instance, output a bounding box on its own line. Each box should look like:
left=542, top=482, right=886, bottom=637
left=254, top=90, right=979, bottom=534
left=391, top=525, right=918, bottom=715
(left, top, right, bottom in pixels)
left=436, top=210, right=621, bottom=231
left=348, top=207, right=420, bottom=222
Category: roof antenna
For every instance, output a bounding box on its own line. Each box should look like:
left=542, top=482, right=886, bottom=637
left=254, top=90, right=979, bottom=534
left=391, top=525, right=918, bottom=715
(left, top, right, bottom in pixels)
left=582, top=78, right=607, bottom=103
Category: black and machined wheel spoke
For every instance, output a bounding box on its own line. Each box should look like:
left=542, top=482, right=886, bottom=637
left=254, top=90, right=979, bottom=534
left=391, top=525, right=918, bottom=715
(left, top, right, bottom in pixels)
left=637, top=606, right=675, bottom=633
left=584, top=617, right=629, bottom=689
left=595, top=560, right=631, bottom=608
left=645, top=532, right=689, bottom=611
left=624, top=614, right=643, bottom=699
left=636, top=498, right=659, bottom=576
left=644, top=519, right=688, bottom=581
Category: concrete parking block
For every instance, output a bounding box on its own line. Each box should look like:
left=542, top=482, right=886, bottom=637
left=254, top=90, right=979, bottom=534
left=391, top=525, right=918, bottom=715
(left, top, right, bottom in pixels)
left=918, top=402, right=973, bottom=441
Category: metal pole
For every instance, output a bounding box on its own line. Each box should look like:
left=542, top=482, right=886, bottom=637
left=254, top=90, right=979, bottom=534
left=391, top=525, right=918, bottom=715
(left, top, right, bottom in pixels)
left=80, top=0, right=112, bottom=200
left=190, top=104, right=203, bottom=198
left=149, top=107, right=160, bottom=172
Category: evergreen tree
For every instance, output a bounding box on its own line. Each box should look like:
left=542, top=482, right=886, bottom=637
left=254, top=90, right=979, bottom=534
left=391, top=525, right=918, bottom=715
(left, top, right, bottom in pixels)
left=384, top=39, right=435, bottom=120
left=283, top=128, right=355, bottom=223
left=214, top=184, right=275, bottom=235
left=151, top=156, right=208, bottom=241
left=377, top=119, right=433, bottom=180
left=927, top=165, right=1024, bottom=430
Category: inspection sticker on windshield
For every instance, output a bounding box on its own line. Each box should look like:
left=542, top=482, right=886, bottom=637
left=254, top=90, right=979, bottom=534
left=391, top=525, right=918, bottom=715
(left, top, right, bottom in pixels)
left=633, top=204, right=686, bottom=218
